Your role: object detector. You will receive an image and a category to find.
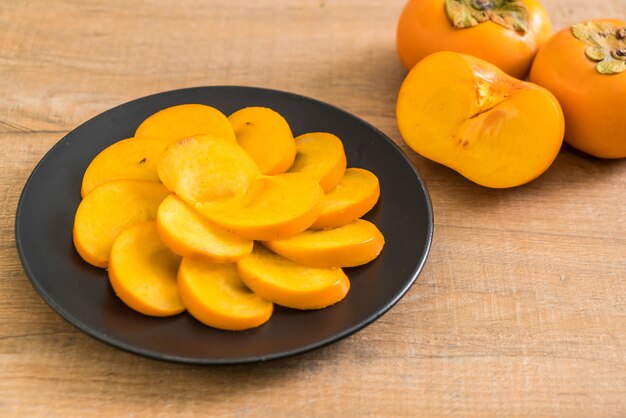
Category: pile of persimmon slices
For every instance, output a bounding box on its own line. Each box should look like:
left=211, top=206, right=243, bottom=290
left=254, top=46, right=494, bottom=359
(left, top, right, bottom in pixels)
left=73, top=104, right=384, bottom=331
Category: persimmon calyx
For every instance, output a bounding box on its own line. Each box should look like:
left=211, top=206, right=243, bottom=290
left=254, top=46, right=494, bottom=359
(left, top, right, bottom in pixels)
left=444, top=0, right=529, bottom=34
left=572, top=22, right=626, bottom=75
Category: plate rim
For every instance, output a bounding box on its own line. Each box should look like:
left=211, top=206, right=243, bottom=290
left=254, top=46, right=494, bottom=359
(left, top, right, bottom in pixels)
left=15, top=85, right=434, bottom=365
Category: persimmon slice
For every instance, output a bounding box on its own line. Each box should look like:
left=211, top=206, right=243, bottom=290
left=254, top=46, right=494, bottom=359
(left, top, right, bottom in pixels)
left=156, top=194, right=253, bottom=263
left=81, top=136, right=171, bottom=197
left=229, top=107, right=296, bottom=175
left=177, top=258, right=273, bottom=331
left=311, top=168, right=380, bottom=229
left=156, top=135, right=261, bottom=204
left=73, top=180, right=169, bottom=268
left=265, top=219, right=385, bottom=268
left=237, top=245, right=350, bottom=310
left=199, top=173, right=324, bottom=241
left=135, top=104, right=236, bottom=144
left=288, top=132, right=347, bottom=191
left=108, top=222, right=184, bottom=316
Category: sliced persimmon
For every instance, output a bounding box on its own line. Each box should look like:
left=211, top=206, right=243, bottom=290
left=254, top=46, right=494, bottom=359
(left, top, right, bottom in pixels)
left=311, top=168, right=380, bottom=229
left=237, top=244, right=350, bottom=310
left=199, top=173, right=324, bottom=241
left=229, top=107, right=296, bottom=175
left=177, top=258, right=273, bottom=331
left=156, top=194, right=253, bottom=263
left=81, top=136, right=172, bottom=197
left=156, top=135, right=260, bottom=205
left=73, top=180, right=169, bottom=268
left=265, top=219, right=384, bottom=268
left=288, top=132, right=347, bottom=191
left=108, top=221, right=184, bottom=316
left=135, top=104, right=236, bottom=144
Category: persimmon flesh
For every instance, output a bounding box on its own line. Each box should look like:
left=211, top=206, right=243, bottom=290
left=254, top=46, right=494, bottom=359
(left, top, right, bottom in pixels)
left=288, top=132, right=347, bottom=192
left=396, top=51, right=564, bottom=188
left=237, top=245, right=350, bottom=310
left=108, top=222, right=184, bottom=316
left=229, top=106, right=297, bottom=175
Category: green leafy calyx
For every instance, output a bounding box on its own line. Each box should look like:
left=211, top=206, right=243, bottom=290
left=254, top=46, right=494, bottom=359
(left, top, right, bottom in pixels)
left=572, top=22, right=626, bottom=75
left=444, top=0, right=529, bottom=34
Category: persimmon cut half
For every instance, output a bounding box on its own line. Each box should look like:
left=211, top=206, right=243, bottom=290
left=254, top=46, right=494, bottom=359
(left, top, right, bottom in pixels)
left=134, top=104, right=236, bottom=144
left=157, top=134, right=260, bottom=205
left=396, top=51, right=564, bottom=188
left=288, top=132, right=347, bottom=191
left=108, top=222, right=184, bottom=317
left=199, top=173, right=324, bottom=241
left=73, top=180, right=169, bottom=268
left=177, top=258, right=273, bottom=331
left=81, top=136, right=172, bottom=197
left=265, top=219, right=385, bottom=268
left=229, top=106, right=296, bottom=175
left=237, top=245, right=350, bottom=310
left=311, top=168, right=380, bottom=229
left=156, top=194, right=253, bottom=263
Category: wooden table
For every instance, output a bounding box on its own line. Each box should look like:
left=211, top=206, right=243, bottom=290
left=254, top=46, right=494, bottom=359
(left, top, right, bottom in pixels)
left=1, top=1, right=625, bottom=416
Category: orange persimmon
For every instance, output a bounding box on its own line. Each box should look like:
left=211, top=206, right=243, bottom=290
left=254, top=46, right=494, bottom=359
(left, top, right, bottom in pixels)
left=530, top=19, right=626, bottom=159
left=397, top=0, right=552, bottom=79
left=288, top=132, right=347, bottom=192
left=396, top=51, right=564, bottom=188
left=237, top=244, right=350, bottom=310
left=311, top=168, right=380, bottom=229
left=264, top=219, right=385, bottom=268
left=81, top=136, right=171, bottom=197
left=135, top=104, right=236, bottom=144
left=156, top=194, right=253, bottom=263
left=73, top=180, right=169, bottom=268
left=177, top=258, right=273, bottom=331
left=108, top=221, right=184, bottom=317
left=229, top=107, right=297, bottom=175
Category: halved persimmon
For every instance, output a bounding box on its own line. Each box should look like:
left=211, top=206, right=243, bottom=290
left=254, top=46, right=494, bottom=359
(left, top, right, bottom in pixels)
left=178, top=257, right=273, bottom=331
left=237, top=244, right=350, bottom=310
left=109, top=221, right=184, bottom=317
left=73, top=180, right=169, bottom=268
left=135, top=104, right=236, bottom=144
left=229, top=107, right=296, bottom=175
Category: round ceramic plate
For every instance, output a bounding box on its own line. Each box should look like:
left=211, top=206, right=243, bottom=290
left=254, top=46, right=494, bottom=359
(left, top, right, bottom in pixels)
left=15, top=86, right=433, bottom=364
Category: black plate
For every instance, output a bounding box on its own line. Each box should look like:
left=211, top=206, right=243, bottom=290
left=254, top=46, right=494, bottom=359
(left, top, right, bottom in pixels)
left=15, top=86, right=433, bottom=364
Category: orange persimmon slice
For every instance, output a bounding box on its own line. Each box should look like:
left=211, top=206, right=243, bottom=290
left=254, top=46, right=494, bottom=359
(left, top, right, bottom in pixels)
left=199, top=173, right=324, bottom=241
left=229, top=106, right=296, bottom=175
left=81, top=136, right=172, bottom=197
left=311, top=168, right=380, bottom=229
left=73, top=180, right=169, bottom=268
left=108, top=221, right=184, bottom=316
left=135, top=104, right=236, bottom=144
left=288, top=132, right=347, bottom=191
left=265, top=219, right=384, bottom=268
left=156, top=194, right=253, bottom=263
left=177, top=258, right=273, bottom=331
left=237, top=244, right=350, bottom=310
left=157, top=135, right=261, bottom=205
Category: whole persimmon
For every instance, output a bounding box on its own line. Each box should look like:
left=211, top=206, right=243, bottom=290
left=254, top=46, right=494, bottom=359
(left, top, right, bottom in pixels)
left=397, top=0, right=552, bottom=78
left=530, top=19, right=626, bottom=159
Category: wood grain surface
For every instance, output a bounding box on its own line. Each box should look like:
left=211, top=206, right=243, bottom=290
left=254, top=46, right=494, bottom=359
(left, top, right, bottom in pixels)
left=1, top=1, right=625, bottom=416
